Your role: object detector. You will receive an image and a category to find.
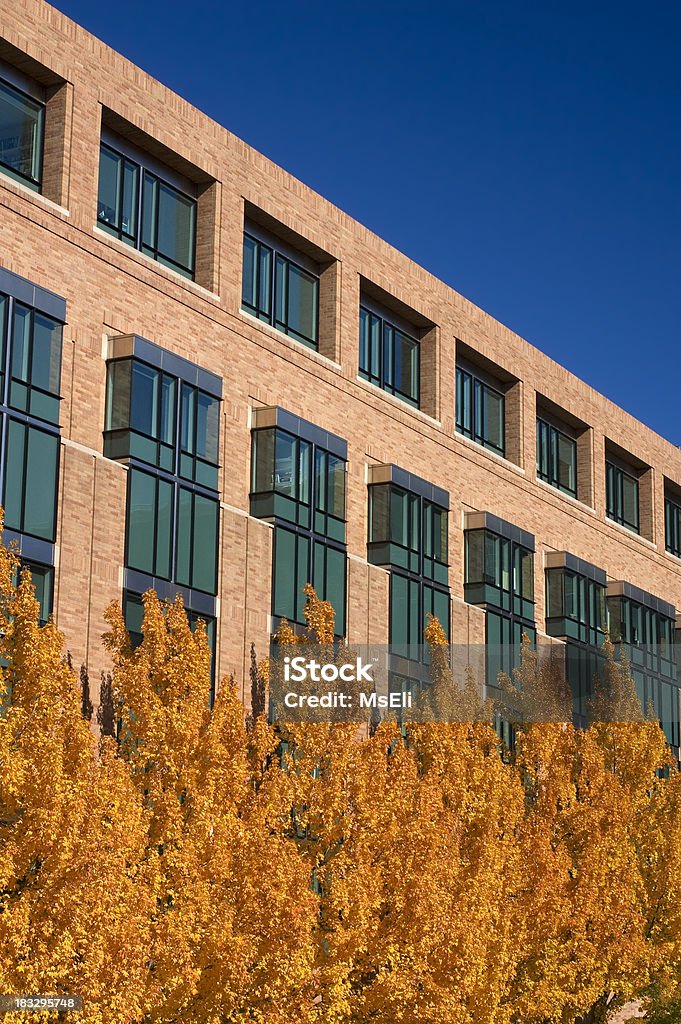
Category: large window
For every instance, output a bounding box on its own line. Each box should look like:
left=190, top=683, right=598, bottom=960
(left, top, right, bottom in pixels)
left=665, top=492, right=681, bottom=558
left=105, top=357, right=219, bottom=489
left=464, top=528, right=534, bottom=621
left=0, top=76, right=44, bottom=191
left=606, top=459, right=639, bottom=533
left=368, top=476, right=450, bottom=664
left=536, top=418, right=577, bottom=496
left=0, top=281, right=63, bottom=547
left=242, top=232, right=319, bottom=349
left=251, top=417, right=347, bottom=635
left=545, top=560, right=608, bottom=726
left=456, top=366, right=504, bottom=456
left=359, top=306, right=419, bottom=407
left=98, top=140, right=197, bottom=279
left=464, top=518, right=535, bottom=698
left=608, top=591, right=679, bottom=753
left=106, top=338, right=221, bottom=610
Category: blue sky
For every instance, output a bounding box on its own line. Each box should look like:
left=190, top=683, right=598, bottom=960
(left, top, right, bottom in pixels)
left=54, top=0, right=681, bottom=445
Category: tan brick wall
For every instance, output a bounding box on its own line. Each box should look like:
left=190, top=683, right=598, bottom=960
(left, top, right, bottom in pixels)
left=0, top=0, right=680, bottom=701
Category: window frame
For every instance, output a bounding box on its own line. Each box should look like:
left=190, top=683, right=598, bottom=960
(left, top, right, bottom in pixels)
left=456, top=365, right=505, bottom=457
left=359, top=304, right=420, bottom=408
left=536, top=416, right=577, bottom=497
left=242, top=231, right=320, bottom=350
left=665, top=493, right=681, bottom=558
left=0, top=74, right=45, bottom=192
left=605, top=458, right=640, bottom=534
left=97, top=137, right=198, bottom=280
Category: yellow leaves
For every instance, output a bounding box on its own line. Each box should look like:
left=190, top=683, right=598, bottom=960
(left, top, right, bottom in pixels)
left=5, top=560, right=681, bottom=1022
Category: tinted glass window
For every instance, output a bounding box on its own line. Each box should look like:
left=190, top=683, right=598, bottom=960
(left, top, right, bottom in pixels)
left=0, top=79, right=43, bottom=189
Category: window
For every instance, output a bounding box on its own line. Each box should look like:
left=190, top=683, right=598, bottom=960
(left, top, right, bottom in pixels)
left=250, top=417, right=347, bottom=635
left=368, top=476, right=450, bottom=665
left=546, top=567, right=607, bottom=647
left=106, top=338, right=221, bottom=608
left=608, top=591, right=679, bottom=753
left=3, top=420, right=59, bottom=542
left=536, top=418, right=577, bottom=496
left=98, top=140, right=197, bottom=279
left=606, top=460, right=639, bottom=533
left=456, top=366, right=504, bottom=456
left=9, top=301, right=62, bottom=424
left=0, top=76, right=44, bottom=191
left=15, top=560, right=53, bottom=626
left=464, top=528, right=534, bottom=621
left=359, top=306, right=419, bottom=407
left=242, top=233, right=319, bottom=349
left=665, top=492, right=681, bottom=558
left=105, top=357, right=220, bottom=489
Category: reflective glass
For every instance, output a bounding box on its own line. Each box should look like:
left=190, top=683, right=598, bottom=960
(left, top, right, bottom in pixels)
left=0, top=79, right=43, bottom=187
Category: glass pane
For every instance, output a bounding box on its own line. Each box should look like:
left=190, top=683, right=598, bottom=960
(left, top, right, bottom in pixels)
left=121, top=158, right=139, bottom=239
left=622, top=473, right=639, bottom=530
left=22, top=561, right=53, bottom=624
left=298, top=440, right=311, bottom=506
left=465, top=530, right=484, bottom=584
left=324, top=546, right=346, bottom=636
left=3, top=419, right=26, bottom=530
left=327, top=455, right=345, bottom=519
left=370, top=313, right=381, bottom=380
left=23, top=426, right=59, bottom=540
left=274, top=431, right=296, bottom=497
left=456, top=368, right=472, bottom=435
left=252, top=429, right=274, bottom=493
left=127, top=470, right=157, bottom=574
left=394, top=329, right=418, bottom=402
left=195, top=391, right=219, bottom=464
left=557, top=432, right=576, bottom=493
left=546, top=569, right=563, bottom=618
left=176, top=486, right=193, bottom=586
left=155, top=478, right=173, bottom=579
left=483, top=386, right=504, bottom=452
left=273, top=527, right=296, bottom=620
left=131, top=362, right=158, bottom=438
left=192, top=493, right=218, bottom=593
left=0, top=80, right=43, bottom=185
left=180, top=383, right=195, bottom=454
left=32, top=313, right=62, bottom=397
left=242, top=234, right=257, bottom=308
left=390, top=573, right=408, bottom=646
left=157, top=181, right=195, bottom=273
left=258, top=244, right=272, bottom=318
left=285, top=261, right=318, bottom=344
left=369, top=485, right=390, bottom=544
left=98, top=145, right=120, bottom=226
left=359, top=308, right=369, bottom=374
left=390, top=488, right=408, bottom=547
left=106, top=360, right=131, bottom=431
left=274, top=256, right=286, bottom=328
left=160, top=375, right=176, bottom=447
left=11, top=303, right=31, bottom=384
left=141, top=173, right=157, bottom=250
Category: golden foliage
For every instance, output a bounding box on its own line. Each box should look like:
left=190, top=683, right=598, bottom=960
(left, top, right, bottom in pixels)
left=3, top=555, right=681, bottom=1024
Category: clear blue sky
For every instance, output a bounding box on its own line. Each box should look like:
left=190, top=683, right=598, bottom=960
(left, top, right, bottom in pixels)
left=53, top=0, right=681, bottom=445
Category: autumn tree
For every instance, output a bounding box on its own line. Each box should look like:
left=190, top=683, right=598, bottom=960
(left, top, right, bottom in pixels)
left=0, top=529, right=152, bottom=1024
left=102, top=591, right=317, bottom=1023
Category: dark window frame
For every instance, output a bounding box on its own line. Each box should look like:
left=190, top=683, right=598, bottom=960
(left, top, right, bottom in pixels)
left=536, top=417, right=577, bottom=497
left=665, top=493, right=681, bottom=558
left=606, top=459, right=640, bottom=534
left=359, top=305, right=420, bottom=408
left=464, top=527, right=534, bottom=621
left=456, top=365, right=505, bottom=457
left=241, top=232, right=319, bottom=350
left=104, top=355, right=220, bottom=489
left=250, top=425, right=347, bottom=636
left=124, top=463, right=219, bottom=597
left=0, top=74, right=45, bottom=192
left=97, top=140, right=197, bottom=280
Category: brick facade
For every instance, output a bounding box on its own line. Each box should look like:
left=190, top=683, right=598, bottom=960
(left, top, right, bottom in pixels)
left=1, top=1, right=680, bottom=713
